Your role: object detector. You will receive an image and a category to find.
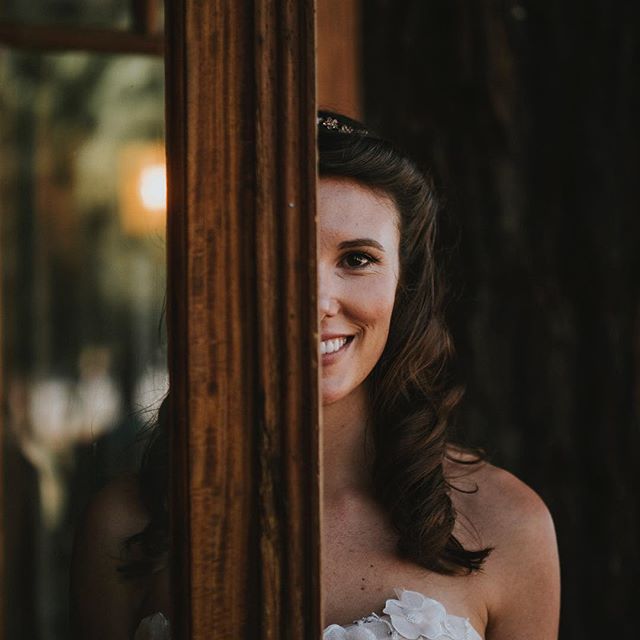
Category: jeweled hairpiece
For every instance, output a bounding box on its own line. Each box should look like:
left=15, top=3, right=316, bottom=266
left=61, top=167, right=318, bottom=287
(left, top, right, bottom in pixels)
left=317, top=115, right=368, bottom=136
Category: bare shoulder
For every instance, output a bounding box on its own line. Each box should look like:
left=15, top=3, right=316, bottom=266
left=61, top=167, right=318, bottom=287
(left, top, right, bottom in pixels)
left=445, top=453, right=560, bottom=639
left=70, top=475, right=150, bottom=639
left=446, top=455, right=555, bottom=548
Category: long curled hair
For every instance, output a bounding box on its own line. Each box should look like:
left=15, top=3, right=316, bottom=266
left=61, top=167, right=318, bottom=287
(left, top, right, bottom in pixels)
left=318, top=110, right=491, bottom=574
left=123, top=110, right=491, bottom=578
left=118, top=397, right=169, bottom=579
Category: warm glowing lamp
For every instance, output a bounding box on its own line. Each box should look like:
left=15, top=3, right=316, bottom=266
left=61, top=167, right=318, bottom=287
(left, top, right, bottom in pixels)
left=118, top=142, right=166, bottom=236
left=139, top=164, right=167, bottom=212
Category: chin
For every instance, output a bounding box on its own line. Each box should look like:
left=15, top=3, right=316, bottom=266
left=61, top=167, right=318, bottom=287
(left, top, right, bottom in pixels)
left=320, top=378, right=347, bottom=405
left=320, top=376, right=363, bottom=406
left=321, top=388, right=344, bottom=406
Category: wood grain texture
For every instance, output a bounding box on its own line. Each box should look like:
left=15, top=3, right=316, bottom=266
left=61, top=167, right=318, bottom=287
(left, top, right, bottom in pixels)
left=165, top=1, right=320, bottom=638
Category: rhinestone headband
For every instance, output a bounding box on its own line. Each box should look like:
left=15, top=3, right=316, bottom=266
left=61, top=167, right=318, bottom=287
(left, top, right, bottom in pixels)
left=317, top=115, right=368, bottom=136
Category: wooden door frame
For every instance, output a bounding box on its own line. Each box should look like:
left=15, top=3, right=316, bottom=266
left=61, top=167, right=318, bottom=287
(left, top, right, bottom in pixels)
left=164, top=2, right=321, bottom=638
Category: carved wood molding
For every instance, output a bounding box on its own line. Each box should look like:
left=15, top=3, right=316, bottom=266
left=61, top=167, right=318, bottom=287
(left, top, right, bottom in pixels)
left=165, top=1, right=320, bottom=638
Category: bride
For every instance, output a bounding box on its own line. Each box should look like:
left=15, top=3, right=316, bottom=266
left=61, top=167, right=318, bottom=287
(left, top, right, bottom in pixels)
left=70, top=111, right=560, bottom=639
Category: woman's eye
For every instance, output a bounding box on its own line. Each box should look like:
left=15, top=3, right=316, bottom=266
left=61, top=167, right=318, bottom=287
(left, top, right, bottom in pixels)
left=342, top=252, right=377, bottom=269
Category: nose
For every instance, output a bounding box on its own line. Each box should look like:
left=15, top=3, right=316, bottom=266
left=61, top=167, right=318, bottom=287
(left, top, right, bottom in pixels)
left=318, top=265, right=340, bottom=320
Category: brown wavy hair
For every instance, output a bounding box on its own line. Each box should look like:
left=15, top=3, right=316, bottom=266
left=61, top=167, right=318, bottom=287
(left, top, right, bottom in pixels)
left=319, top=110, right=491, bottom=574
left=118, top=396, right=169, bottom=579
left=122, top=111, right=491, bottom=578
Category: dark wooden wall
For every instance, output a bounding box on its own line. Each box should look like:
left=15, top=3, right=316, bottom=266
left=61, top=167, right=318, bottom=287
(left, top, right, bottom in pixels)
left=362, top=1, right=640, bottom=637
left=317, top=0, right=362, bottom=118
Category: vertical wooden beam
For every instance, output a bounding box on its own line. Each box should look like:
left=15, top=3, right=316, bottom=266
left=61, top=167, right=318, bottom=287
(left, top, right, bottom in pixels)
left=165, top=1, right=320, bottom=638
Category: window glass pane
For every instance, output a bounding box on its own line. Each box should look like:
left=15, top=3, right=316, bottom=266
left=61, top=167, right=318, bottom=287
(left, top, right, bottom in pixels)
left=0, top=48, right=166, bottom=638
left=0, top=0, right=131, bottom=29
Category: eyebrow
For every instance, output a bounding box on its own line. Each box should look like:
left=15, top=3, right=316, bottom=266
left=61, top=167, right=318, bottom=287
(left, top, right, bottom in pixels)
left=337, top=238, right=385, bottom=252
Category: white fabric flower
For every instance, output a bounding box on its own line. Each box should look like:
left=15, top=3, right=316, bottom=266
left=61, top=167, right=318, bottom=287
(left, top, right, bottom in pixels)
left=323, top=624, right=350, bottom=640
left=134, top=612, right=171, bottom=640
left=382, top=588, right=449, bottom=639
left=323, top=622, right=381, bottom=640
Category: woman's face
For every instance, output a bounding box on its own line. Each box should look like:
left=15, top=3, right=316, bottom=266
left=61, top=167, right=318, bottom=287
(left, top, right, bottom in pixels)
left=318, top=177, right=401, bottom=405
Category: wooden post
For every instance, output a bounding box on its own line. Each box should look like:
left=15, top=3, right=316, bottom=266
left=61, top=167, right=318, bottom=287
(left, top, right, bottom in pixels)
left=164, top=1, right=320, bottom=638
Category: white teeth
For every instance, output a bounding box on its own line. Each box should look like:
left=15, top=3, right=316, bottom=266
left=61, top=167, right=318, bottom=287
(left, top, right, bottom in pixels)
left=320, top=336, right=348, bottom=355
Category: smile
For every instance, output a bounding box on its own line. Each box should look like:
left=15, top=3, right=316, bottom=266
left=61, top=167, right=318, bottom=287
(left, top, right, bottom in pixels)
left=320, top=335, right=353, bottom=355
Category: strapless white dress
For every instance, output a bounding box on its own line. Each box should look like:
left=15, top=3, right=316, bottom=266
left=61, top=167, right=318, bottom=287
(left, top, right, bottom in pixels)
left=134, top=588, right=482, bottom=639
left=322, top=588, right=483, bottom=640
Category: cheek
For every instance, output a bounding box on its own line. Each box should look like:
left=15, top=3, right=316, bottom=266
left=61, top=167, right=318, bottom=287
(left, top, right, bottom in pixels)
left=345, top=276, right=397, bottom=335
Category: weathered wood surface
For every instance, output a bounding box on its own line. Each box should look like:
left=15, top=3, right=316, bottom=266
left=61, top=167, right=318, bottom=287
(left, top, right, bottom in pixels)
left=363, top=2, right=640, bottom=637
left=165, top=1, right=320, bottom=638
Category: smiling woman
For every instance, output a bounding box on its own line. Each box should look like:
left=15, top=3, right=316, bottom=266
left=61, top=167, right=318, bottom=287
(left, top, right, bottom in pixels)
left=68, top=110, right=559, bottom=640
left=317, top=111, right=560, bottom=639
left=317, top=178, right=400, bottom=404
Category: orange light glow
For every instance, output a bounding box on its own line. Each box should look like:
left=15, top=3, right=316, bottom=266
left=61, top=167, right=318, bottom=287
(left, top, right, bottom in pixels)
left=139, top=163, right=167, bottom=212
left=118, top=142, right=166, bottom=236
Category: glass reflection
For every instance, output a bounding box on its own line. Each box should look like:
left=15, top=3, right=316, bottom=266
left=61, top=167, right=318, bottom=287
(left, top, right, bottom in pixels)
left=0, top=0, right=132, bottom=29
left=0, top=48, right=166, bottom=638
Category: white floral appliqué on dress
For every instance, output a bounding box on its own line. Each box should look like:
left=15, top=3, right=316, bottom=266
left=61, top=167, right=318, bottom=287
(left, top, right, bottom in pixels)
left=322, top=588, right=483, bottom=640
left=134, top=612, right=171, bottom=640
left=133, top=587, right=483, bottom=640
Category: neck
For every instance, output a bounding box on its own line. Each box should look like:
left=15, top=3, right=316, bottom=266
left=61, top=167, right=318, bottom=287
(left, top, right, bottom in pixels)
left=321, top=383, right=375, bottom=502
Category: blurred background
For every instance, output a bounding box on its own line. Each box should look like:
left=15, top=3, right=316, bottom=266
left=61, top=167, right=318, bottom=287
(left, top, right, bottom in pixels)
left=319, top=0, right=640, bottom=637
left=0, top=1, right=166, bottom=637
left=1, top=0, right=638, bottom=638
